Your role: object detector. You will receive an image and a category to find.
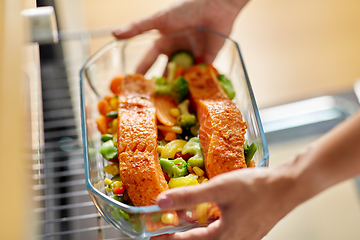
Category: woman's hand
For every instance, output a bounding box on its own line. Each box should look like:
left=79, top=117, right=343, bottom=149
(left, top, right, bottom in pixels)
left=112, top=0, right=248, bottom=73
left=151, top=167, right=300, bottom=240
left=151, top=110, right=360, bottom=240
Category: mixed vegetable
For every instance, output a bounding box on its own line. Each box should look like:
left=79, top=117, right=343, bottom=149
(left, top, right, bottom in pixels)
left=94, top=51, right=257, bottom=231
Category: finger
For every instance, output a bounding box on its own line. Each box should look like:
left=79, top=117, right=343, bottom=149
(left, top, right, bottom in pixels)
left=157, top=179, right=227, bottom=209
left=135, top=37, right=173, bottom=74
left=113, top=12, right=165, bottom=39
left=151, top=220, right=222, bottom=240
left=135, top=46, right=162, bottom=74
left=202, top=30, right=228, bottom=64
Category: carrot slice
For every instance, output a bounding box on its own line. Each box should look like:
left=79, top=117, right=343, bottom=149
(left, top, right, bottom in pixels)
left=163, top=131, right=177, bottom=141
left=208, top=203, right=221, bottom=220
left=173, top=211, right=179, bottom=225
left=174, top=66, right=184, bottom=78
left=157, top=125, right=182, bottom=134
left=110, top=76, right=123, bottom=94
left=98, top=99, right=112, bottom=116
left=154, top=96, right=177, bottom=126
left=145, top=214, right=166, bottom=232
left=158, top=129, right=177, bottom=141
left=95, top=115, right=112, bottom=134
left=104, top=95, right=113, bottom=102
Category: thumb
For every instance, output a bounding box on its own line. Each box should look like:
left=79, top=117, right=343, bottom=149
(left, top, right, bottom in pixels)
left=112, top=12, right=165, bottom=39
left=156, top=180, right=226, bottom=209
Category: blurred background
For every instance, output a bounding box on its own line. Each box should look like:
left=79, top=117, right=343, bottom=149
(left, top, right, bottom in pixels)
left=1, top=0, right=360, bottom=239
left=55, top=0, right=360, bottom=108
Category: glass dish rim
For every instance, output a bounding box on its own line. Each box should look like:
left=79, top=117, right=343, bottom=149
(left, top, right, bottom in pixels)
left=79, top=25, right=269, bottom=214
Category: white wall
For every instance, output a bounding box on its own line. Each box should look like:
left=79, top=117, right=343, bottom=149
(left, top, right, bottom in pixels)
left=0, top=1, right=36, bottom=239
left=56, top=0, right=360, bottom=108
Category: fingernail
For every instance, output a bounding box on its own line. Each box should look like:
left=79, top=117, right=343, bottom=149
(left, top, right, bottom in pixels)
left=112, top=29, right=123, bottom=36
left=112, top=26, right=130, bottom=36
left=157, top=195, right=173, bottom=208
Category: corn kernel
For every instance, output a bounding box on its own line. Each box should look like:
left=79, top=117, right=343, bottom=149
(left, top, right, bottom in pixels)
left=111, top=166, right=119, bottom=176
left=94, top=180, right=104, bottom=189
left=107, top=127, right=112, bottom=134
left=188, top=174, right=198, bottom=179
left=157, top=146, right=163, bottom=154
left=196, top=203, right=210, bottom=224
left=197, top=176, right=205, bottom=183
left=193, top=166, right=205, bottom=177
left=161, top=213, right=175, bottom=225
left=105, top=187, right=112, bottom=193
left=112, top=181, right=122, bottom=188
left=169, top=108, right=180, bottom=117
left=168, top=175, right=198, bottom=188
left=110, top=97, right=118, bottom=110
left=112, top=119, right=118, bottom=135
left=202, top=178, right=209, bottom=183
left=104, top=163, right=119, bottom=176
left=104, top=178, right=112, bottom=185
left=160, top=139, right=187, bottom=158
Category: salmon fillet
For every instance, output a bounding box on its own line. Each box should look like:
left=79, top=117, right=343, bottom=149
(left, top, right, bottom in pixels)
left=117, top=74, right=168, bottom=206
left=184, top=65, right=228, bottom=104
left=184, top=66, right=247, bottom=179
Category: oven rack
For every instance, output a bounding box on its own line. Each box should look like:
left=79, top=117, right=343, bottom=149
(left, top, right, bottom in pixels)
left=31, top=29, right=147, bottom=239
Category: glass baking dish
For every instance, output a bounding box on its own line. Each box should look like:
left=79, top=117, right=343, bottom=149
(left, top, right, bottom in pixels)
left=80, top=26, right=269, bottom=238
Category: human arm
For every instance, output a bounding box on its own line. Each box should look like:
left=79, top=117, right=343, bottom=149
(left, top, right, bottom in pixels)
left=151, top=110, right=360, bottom=240
left=112, top=0, right=249, bottom=73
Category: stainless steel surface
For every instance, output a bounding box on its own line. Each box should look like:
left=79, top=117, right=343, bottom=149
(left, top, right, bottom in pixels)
left=261, top=93, right=359, bottom=144
left=22, top=6, right=59, bottom=44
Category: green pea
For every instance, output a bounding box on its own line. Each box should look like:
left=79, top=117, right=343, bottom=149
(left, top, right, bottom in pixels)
left=106, top=111, right=118, bottom=118
left=101, top=134, right=113, bottom=142
left=99, top=140, right=117, bottom=160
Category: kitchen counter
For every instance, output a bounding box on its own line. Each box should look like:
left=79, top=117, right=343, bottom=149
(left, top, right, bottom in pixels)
left=260, top=90, right=360, bottom=239
left=265, top=135, right=360, bottom=240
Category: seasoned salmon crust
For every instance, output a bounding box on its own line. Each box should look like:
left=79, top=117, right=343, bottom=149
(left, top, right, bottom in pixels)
left=197, top=100, right=247, bottom=178
left=117, top=74, right=168, bottom=206
left=184, top=66, right=247, bottom=179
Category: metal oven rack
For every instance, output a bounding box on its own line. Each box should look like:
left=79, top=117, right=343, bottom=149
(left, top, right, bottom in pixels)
left=31, top=29, right=146, bottom=240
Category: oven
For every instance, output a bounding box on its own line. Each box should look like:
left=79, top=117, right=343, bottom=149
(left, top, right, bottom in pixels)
left=27, top=3, right=145, bottom=239
left=3, top=0, right=360, bottom=239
